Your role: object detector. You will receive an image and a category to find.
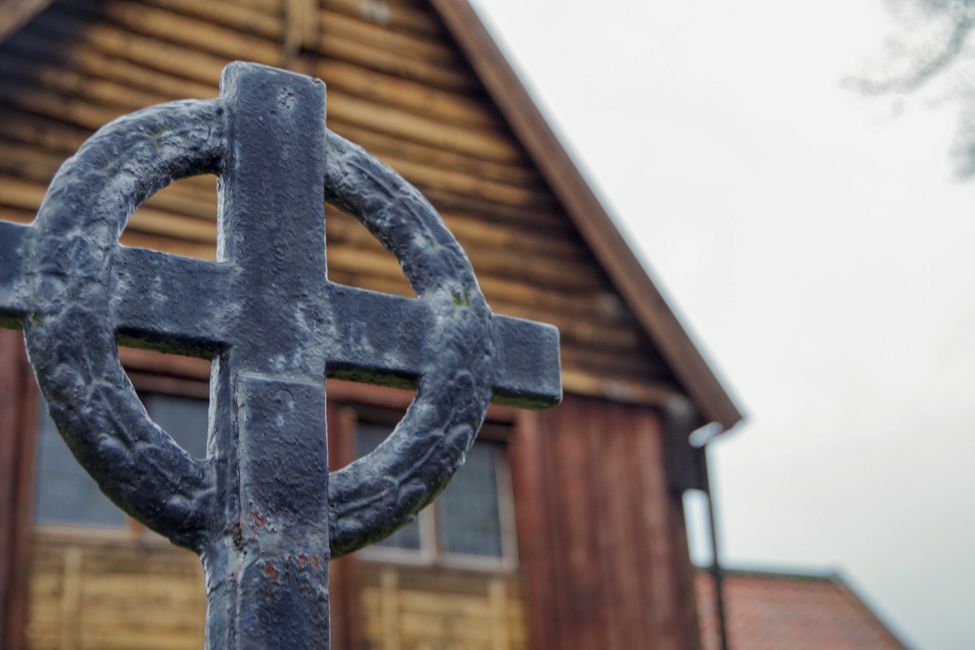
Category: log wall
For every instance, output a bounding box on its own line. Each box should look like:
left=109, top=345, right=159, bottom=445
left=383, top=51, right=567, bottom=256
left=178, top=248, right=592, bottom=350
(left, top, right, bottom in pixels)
left=0, top=0, right=682, bottom=405
left=0, top=1, right=702, bottom=648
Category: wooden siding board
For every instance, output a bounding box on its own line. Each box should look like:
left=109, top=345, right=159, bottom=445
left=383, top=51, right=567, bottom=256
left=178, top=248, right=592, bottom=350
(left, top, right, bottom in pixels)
left=601, top=403, right=642, bottom=649
left=639, top=407, right=687, bottom=648
left=581, top=398, right=614, bottom=650
left=520, top=397, right=697, bottom=648
left=0, top=330, right=38, bottom=650
left=327, top=405, right=363, bottom=650
left=509, top=411, right=555, bottom=650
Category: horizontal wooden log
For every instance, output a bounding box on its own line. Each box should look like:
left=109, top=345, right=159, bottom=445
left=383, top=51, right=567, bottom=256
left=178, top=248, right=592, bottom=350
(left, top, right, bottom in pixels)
left=0, top=56, right=165, bottom=112
left=139, top=0, right=282, bottom=40
left=0, top=71, right=529, bottom=206
left=0, top=208, right=34, bottom=225
left=7, top=30, right=216, bottom=100
left=327, top=91, right=522, bottom=163
left=0, top=119, right=566, bottom=255
left=0, top=110, right=87, bottom=155
left=418, top=187, right=571, bottom=233
left=441, top=211, right=587, bottom=261
left=560, top=345, right=670, bottom=383
left=0, top=139, right=66, bottom=182
left=0, top=77, right=123, bottom=131
left=328, top=120, right=533, bottom=186
left=312, top=30, right=476, bottom=93
left=0, top=59, right=515, bottom=166
left=61, top=0, right=283, bottom=65
left=374, top=151, right=550, bottom=208
left=0, top=177, right=217, bottom=244
left=36, top=12, right=227, bottom=86
left=321, top=0, right=445, bottom=38
left=314, top=59, right=501, bottom=130
left=327, top=202, right=582, bottom=264
left=326, top=211, right=605, bottom=292
left=229, top=0, right=280, bottom=15
left=319, top=8, right=458, bottom=66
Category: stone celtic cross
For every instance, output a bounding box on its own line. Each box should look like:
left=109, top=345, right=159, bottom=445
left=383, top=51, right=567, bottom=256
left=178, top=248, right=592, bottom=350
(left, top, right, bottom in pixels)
left=0, top=62, right=560, bottom=649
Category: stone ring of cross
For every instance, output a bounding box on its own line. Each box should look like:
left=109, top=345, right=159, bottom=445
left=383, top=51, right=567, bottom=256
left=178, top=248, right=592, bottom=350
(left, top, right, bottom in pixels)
left=0, top=62, right=560, bottom=646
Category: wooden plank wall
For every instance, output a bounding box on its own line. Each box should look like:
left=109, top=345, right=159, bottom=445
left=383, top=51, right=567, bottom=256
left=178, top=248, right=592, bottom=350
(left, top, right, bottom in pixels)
left=513, top=394, right=700, bottom=650
left=0, top=330, right=39, bottom=650
left=25, top=530, right=529, bottom=650
left=26, top=531, right=207, bottom=650
left=359, top=564, right=527, bottom=650
left=0, top=0, right=682, bottom=405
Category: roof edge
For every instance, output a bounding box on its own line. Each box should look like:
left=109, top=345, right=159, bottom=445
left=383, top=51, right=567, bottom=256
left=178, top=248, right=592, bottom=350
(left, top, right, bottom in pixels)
left=429, top=0, right=743, bottom=429
left=831, top=571, right=914, bottom=650
left=696, top=564, right=913, bottom=650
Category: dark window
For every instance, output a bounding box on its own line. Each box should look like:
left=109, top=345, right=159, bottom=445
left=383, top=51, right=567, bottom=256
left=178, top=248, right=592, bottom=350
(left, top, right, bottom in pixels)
left=33, top=401, right=126, bottom=528
left=143, top=393, right=209, bottom=460
left=355, top=423, right=425, bottom=552
left=355, top=420, right=514, bottom=565
left=34, top=393, right=209, bottom=527
left=438, top=442, right=505, bottom=558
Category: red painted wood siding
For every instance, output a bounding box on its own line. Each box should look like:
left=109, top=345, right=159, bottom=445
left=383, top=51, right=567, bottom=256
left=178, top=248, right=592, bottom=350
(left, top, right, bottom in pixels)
left=0, top=330, right=38, bottom=650
left=513, top=395, right=700, bottom=650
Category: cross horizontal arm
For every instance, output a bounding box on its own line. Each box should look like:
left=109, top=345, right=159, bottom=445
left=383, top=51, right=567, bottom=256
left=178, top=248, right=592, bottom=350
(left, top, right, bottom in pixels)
left=326, top=283, right=561, bottom=409
left=113, top=247, right=234, bottom=357
left=2, top=220, right=561, bottom=407
left=0, top=225, right=235, bottom=357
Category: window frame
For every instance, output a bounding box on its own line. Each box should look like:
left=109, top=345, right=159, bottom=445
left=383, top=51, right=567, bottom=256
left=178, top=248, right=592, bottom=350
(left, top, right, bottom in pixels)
left=32, top=349, right=211, bottom=539
left=30, top=350, right=527, bottom=573
left=349, top=406, right=520, bottom=573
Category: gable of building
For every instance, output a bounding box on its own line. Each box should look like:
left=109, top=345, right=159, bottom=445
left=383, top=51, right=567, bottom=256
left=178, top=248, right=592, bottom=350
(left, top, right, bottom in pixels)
left=0, top=0, right=741, bottom=428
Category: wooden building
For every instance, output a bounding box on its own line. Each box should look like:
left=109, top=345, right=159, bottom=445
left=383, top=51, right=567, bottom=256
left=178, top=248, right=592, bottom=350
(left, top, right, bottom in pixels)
left=0, top=1, right=743, bottom=648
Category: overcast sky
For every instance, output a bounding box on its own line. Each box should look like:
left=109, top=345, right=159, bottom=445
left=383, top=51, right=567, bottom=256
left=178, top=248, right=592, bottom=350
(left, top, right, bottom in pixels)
left=470, top=2, right=975, bottom=648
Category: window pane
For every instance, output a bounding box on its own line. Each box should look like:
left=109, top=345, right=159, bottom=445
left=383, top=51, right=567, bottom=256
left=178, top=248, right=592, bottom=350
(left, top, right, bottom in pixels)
left=144, top=393, right=209, bottom=459
left=34, top=400, right=126, bottom=527
left=438, top=441, right=504, bottom=558
left=356, top=422, right=422, bottom=551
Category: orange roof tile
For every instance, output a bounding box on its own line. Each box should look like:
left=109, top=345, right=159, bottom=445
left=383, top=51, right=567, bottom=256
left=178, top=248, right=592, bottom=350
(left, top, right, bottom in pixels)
left=696, top=569, right=910, bottom=650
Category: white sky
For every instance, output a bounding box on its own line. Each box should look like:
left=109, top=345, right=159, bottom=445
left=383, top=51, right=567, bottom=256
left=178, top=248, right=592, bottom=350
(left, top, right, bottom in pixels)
left=470, top=2, right=975, bottom=648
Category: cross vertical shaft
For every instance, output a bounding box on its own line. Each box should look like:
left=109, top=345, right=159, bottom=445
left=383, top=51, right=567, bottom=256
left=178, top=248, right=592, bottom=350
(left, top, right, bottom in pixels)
left=203, top=64, right=331, bottom=649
